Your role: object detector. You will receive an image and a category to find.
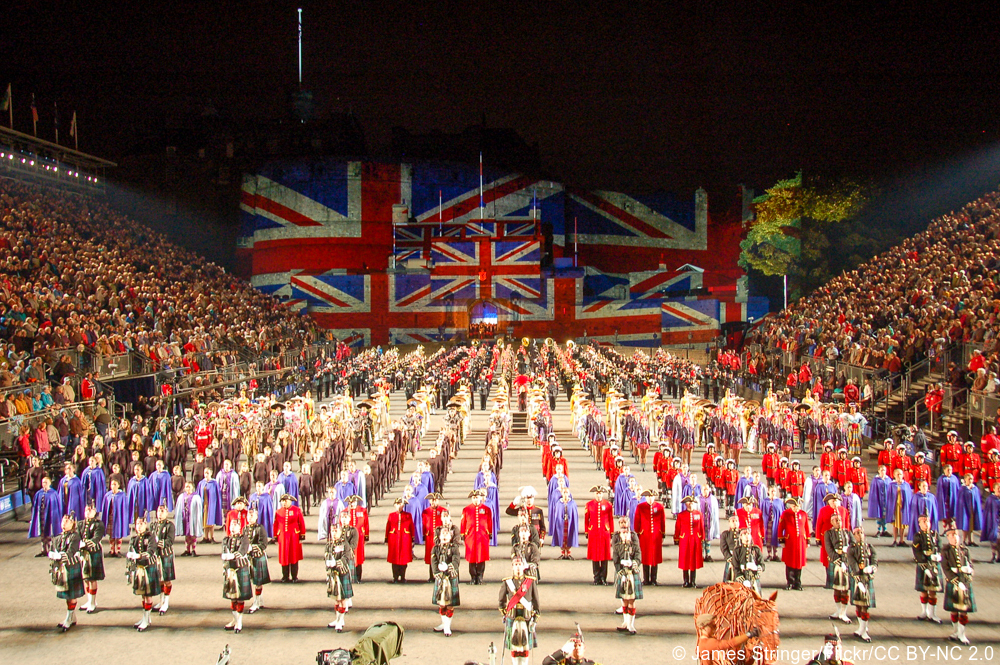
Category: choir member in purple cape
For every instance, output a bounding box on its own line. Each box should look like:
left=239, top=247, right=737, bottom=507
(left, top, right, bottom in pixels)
left=670, top=466, right=690, bottom=515
left=348, top=462, right=368, bottom=507
left=550, top=465, right=571, bottom=506
left=264, top=469, right=286, bottom=510
left=474, top=461, right=500, bottom=546
left=980, top=484, right=1000, bottom=559
left=622, top=477, right=640, bottom=529
left=810, top=471, right=839, bottom=529
left=29, top=477, right=63, bottom=554
left=613, top=465, right=635, bottom=517
left=58, top=463, right=86, bottom=519
left=333, top=471, right=356, bottom=514
left=277, top=461, right=299, bottom=501
left=841, top=482, right=864, bottom=530
left=908, top=481, right=939, bottom=538
left=936, top=466, right=961, bottom=522
left=734, top=467, right=755, bottom=503
left=550, top=487, right=579, bottom=555
left=402, top=482, right=428, bottom=544
left=867, top=466, right=893, bottom=537
left=196, top=467, right=224, bottom=542
left=250, top=481, right=277, bottom=538
left=742, top=472, right=767, bottom=508
left=101, top=479, right=131, bottom=555
left=81, top=458, right=107, bottom=510
left=149, top=460, right=174, bottom=512
left=174, top=481, right=205, bottom=555
left=419, top=461, right=435, bottom=493
left=956, top=474, right=983, bottom=544
left=760, top=485, right=784, bottom=560
left=318, top=486, right=343, bottom=541
left=217, top=461, right=242, bottom=513
left=126, top=465, right=152, bottom=524
left=685, top=474, right=703, bottom=506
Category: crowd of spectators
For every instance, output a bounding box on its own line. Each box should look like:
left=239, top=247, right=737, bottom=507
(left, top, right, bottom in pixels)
left=747, top=187, right=1000, bottom=391
left=0, top=179, right=321, bottom=390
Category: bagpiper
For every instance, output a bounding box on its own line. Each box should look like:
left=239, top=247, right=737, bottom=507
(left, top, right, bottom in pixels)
left=499, top=554, right=540, bottom=665
left=824, top=512, right=853, bottom=625
left=846, top=526, right=877, bottom=642
left=245, top=503, right=271, bottom=614
left=942, top=523, right=976, bottom=645
left=221, top=516, right=252, bottom=634
left=611, top=516, right=642, bottom=635
left=49, top=513, right=84, bottom=632
left=151, top=501, right=176, bottom=615
left=77, top=502, right=105, bottom=614
left=431, top=523, right=462, bottom=636
left=126, top=514, right=161, bottom=632
left=325, top=513, right=357, bottom=632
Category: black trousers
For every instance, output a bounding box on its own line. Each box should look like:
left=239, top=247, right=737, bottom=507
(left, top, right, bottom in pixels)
left=281, top=563, right=300, bottom=581
left=592, top=560, right=609, bottom=583
left=391, top=563, right=408, bottom=581
left=355, top=564, right=363, bottom=582
left=682, top=570, right=697, bottom=586
left=785, top=566, right=802, bottom=588
left=468, top=561, right=486, bottom=582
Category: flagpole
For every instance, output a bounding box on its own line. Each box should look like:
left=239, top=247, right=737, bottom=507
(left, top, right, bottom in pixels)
left=479, top=152, right=484, bottom=220
left=7, top=84, right=11, bottom=129
left=54, top=101, right=59, bottom=145
left=438, top=190, right=442, bottom=234
left=73, top=113, right=78, bottom=151
left=574, top=217, right=578, bottom=267
left=31, top=94, right=37, bottom=137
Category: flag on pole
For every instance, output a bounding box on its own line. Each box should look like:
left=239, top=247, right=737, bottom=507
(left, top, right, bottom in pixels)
left=30, top=94, right=38, bottom=136
left=54, top=101, right=60, bottom=144
left=479, top=152, right=484, bottom=219
left=0, top=84, right=9, bottom=112
left=70, top=111, right=78, bottom=150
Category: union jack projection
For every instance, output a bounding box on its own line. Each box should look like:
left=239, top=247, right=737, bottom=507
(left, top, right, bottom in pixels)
left=238, top=159, right=766, bottom=346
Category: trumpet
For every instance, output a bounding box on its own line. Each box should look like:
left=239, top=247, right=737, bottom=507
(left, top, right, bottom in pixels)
left=521, top=336, right=531, bottom=347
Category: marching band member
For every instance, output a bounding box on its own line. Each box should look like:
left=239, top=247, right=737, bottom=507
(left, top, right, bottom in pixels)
left=49, top=514, right=84, bottom=631
left=221, top=517, right=251, bottom=634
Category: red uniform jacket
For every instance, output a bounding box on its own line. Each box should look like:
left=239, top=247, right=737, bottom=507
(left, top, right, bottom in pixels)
left=723, top=469, right=739, bottom=496
left=737, top=506, right=765, bottom=548
left=846, top=466, right=869, bottom=498
left=701, top=452, right=715, bottom=478
left=633, top=501, right=666, bottom=565
left=983, top=461, right=1000, bottom=492
left=832, top=459, right=849, bottom=487
left=461, top=504, right=493, bottom=563
left=820, top=451, right=836, bottom=474
left=815, top=505, right=849, bottom=567
left=584, top=499, right=613, bottom=561
left=778, top=509, right=810, bottom=569
left=273, top=505, right=306, bottom=566
left=673, top=509, right=705, bottom=570
left=961, top=452, right=982, bottom=482
left=877, top=448, right=897, bottom=471
left=422, top=505, right=448, bottom=564
left=762, top=452, right=780, bottom=480
left=385, top=510, right=415, bottom=565
left=349, top=506, right=369, bottom=565
left=911, top=463, right=932, bottom=490
left=775, top=466, right=790, bottom=492
left=940, top=443, right=962, bottom=471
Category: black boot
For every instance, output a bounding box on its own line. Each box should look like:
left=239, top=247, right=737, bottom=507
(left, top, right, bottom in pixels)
left=290, top=563, right=299, bottom=582
left=601, top=561, right=609, bottom=585
left=642, top=564, right=650, bottom=586
left=690, top=571, right=698, bottom=589
left=593, top=561, right=602, bottom=585
left=651, top=565, right=658, bottom=586
left=281, top=565, right=290, bottom=583
left=682, top=570, right=690, bottom=587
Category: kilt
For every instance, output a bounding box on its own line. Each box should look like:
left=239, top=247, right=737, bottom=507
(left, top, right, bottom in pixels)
left=432, top=571, right=461, bottom=607
left=826, top=562, right=850, bottom=592
left=503, top=613, right=537, bottom=650
left=915, top=564, right=943, bottom=593
left=223, top=565, right=253, bottom=602
left=159, top=552, right=176, bottom=583
left=250, top=554, right=271, bottom=586
left=850, top=576, right=876, bottom=609
left=133, top=563, right=162, bottom=597
left=615, top=567, right=643, bottom=600
left=943, top=580, right=976, bottom=614
left=81, top=548, right=105, bottom=582
left=326, top=568, right=354, bottom=602
left=54, top=560, right=86, bottom=600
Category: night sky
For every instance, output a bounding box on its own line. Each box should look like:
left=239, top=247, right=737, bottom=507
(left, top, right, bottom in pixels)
left=6, top=2, right=1000, bottom=198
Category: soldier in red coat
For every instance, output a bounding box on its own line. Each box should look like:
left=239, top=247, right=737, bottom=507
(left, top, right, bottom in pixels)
left=912, top=452, right=933, bottom=491
left=422, top=493, right=448, bottom=580
left=778, top=497, right=810, bottom=590
left=820, top=443, right=836, bottom=475
left=816, top=493, right=849, bottom=569
left=787, top=460, right=806, bottom=498
left=961, top=442, right=982, bottom=482
left=846, top=458, right=869, bottom=499
left=775, top=457, right=790, bottom=496
left=762, top=443, right=780, bottom=481
left=385, top=497, right=415, bottom=583
left=585, top=485, right=614, bottom=585
left=273, top=494, right=306, bottom=583
left=674, top=496, right=705, bottom=588
left=634, top=489, right=667, bottom=585
left=832, top=449, right=850, bottom=487
left=347, top=495, right=369, bottom=581
left=461, top=489, right=492, bottom=584
left=736, top=496, right=764, bottom=548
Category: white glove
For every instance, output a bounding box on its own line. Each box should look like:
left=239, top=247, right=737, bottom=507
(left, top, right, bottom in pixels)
left=48, top=551, right=61, bottom=561
left=438, top=562, right=449, bottom=572
left=931, top=554, right=942, bottom=562
left=221, top=553, right=235, bottom=561
left=126, top=551, right=140, bottom=560
left=960, top=565, right=973, bottom=574
left=743, top=580, right=753, bottom=588
left=958, top=582, right=967, bottom=591
left=334, top=546, right=344, bottom=553
left=747, top=561, right=758, bottom=571
left=621, top=559, right=632, bottom=568
left=325, top=558, right=336, bottom=567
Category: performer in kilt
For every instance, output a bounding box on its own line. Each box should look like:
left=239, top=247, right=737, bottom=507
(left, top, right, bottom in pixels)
left=221, top=517, right=252, bottom=634
left=846, top=526, right=877, bottom=642
left=325, top=517, right=355, bottom=632
left=126, top=514, right=161, bottom=632
left=611, top=516, right=642, bottom=635
left=942, top=525, right=975, bottom=645
left=499, top=555, right=540, bottom=665
left=912, top=514, right=944, bottom=624
left=823, top=512, right=853, bottom=625
left=733, top=528, right=764, bottom=595
left=151, top=501, right=176, bottom=615
left=431, top=525, right=461, bottom=636
left=77, top=503, right=105, bottom=614
left=50, top=514, right=84, bottom=632
left=245, top=503, right=271, bottom=614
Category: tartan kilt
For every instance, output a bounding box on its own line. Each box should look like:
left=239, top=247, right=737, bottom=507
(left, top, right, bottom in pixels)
left=432, top=571, right=461, bottom=607
left=850, top=576, right=876, bottom=609
left=81, top=549, right=105, bottom=582
left=915, top=564, right=943, bottom=593
left=133, top=563, right=162, bottom=597
left=326, top=568, right=354, bottom=601
left=159, top=552, right=176, bottom=583
left=615, top=567, right=643, bottom=600
left=503, top=614, right=537, bottom=650
left=223, top=566, right=253, bottom=601
left=827, top=563, right=850, bottom=592
left=944, top=580, right=976, bottom=614
left=54, top=560, right=86, bottom=600
left=250, top=554, right=271, bottom=586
